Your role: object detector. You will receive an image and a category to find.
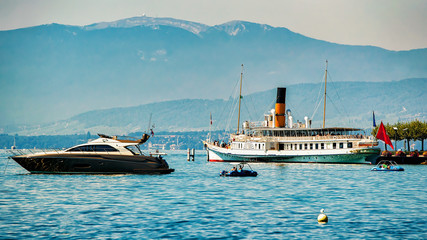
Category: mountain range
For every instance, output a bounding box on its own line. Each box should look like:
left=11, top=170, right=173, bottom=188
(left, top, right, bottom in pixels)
left=0, top=16, right=426, bottom=133
left=3, top=78, right=426, bottom=136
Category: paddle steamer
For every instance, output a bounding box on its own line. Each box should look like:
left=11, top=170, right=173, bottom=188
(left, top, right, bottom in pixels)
left=204, top=64, right=380, bottom=164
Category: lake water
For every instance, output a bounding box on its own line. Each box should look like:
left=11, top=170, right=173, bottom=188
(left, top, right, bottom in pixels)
left=1, top=150, right=426, bottom=239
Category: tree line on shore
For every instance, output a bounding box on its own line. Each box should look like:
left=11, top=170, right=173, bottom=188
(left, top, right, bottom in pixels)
left=2, top=124, right=426, bottom=152
left=371, top=119, right=427, bottom=151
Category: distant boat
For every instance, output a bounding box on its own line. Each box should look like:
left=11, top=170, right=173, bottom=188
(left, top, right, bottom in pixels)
left=371, top=160, right=404, bottom=171
left=204, top=63, right=381, bottom=164
left=220, top=163, right=257, bottom=177
left=11, top=136, right=16, bottom=150
left=9, top=133, right=174, bottom=174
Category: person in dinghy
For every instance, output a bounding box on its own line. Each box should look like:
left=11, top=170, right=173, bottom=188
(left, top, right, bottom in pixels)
left=220, top=163, right=258, bottom=177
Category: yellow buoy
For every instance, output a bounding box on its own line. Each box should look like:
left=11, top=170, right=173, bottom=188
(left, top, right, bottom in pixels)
left=317, top=209, right=328, bottom=223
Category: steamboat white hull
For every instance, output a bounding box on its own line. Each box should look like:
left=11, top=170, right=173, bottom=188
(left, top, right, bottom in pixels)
left=206, top=143, right=380, bottom=164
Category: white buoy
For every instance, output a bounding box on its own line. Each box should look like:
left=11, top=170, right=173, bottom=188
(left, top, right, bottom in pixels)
left=317, top=209, right=328, bottom=223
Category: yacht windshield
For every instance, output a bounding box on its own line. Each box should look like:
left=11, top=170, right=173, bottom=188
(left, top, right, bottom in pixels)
left=125, top=145, right=142, bottom=155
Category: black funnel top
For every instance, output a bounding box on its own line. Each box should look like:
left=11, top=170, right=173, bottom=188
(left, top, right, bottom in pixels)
left=276, top=88, right=286, bottom=104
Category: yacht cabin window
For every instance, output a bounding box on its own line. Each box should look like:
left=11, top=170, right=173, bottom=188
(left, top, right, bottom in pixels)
left=66, top=145, right=119, bottom=152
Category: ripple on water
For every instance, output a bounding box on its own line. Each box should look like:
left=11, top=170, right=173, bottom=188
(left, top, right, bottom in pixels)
left=0, top=152, right=426, bottom=239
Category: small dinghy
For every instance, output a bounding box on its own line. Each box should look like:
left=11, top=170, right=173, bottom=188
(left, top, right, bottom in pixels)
left=220, top=163, right=258, bottom=177
left=371, top=160, right=404, bottom=171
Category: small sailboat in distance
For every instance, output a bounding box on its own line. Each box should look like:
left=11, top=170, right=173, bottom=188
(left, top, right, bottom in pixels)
left=11, top=136, right=16, bottom=150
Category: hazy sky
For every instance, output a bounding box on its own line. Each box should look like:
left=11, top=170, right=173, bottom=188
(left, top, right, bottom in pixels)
left=0, top=0, right=426, bottom=50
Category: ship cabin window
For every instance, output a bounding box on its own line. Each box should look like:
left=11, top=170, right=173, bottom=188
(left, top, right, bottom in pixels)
left=254, top=131, right=262, bottom=137
left=339, top=143, right=344, bottom=149
left=299, top=144, right=302, bottom=150
left=321, top=143, right=324, bottom=149
left=262, top=130, right=274, bottom=137
left=294, top=144, right=298, bottom=150
left=347, top=142, right=353, bottom=148
left=304, top=143, right=308, bottom=150
left=279, top=143, right=285, bottom=150
left=274, top=131, right=285, bottom=137
left=67, top=145, right=119, bottom=152
left=315, top=143, right=319, bottom=149
left=126, top=145, right=142, bottom=155
left=333, top=143, right=337, bottom=149
left=310, top=143, right=313, bottom=150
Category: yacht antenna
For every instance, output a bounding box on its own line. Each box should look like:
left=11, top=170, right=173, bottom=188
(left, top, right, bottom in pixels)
left=322, top=60, right=328, bottom=128
left=237, top=64, right=243, bottom=134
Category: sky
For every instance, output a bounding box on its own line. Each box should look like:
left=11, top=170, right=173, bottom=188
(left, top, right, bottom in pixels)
left=0, top=0, right=426, bottom=50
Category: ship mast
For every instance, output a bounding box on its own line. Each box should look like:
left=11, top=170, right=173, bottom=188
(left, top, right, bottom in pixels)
left=322, top=60, right=328, bottom=128
left=237, top=64, right=243, bottom=134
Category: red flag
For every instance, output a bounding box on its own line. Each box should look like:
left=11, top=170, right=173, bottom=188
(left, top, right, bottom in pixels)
left=376, top=121, right=394, bottom=150
left=210, top=113, right=212, bottom=125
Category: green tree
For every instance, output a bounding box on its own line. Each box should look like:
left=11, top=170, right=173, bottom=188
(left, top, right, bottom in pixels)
left=397, top=122, right=412, bottom=151
left=410, top=120, right=427, bottom=151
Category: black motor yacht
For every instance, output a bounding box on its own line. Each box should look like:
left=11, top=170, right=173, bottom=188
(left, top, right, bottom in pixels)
left=9, top=134, right=174, bottom=174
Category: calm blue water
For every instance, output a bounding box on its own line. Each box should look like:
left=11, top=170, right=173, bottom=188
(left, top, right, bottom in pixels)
left=1, top=150, right=426, bottom=239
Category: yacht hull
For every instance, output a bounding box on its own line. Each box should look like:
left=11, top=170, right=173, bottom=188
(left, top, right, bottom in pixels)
left=207, top=147, right=380, bottom=164
left=11, top=154, right=174, bottom=174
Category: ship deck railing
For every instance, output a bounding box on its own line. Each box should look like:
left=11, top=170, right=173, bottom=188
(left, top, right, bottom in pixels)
left=231, top=134, right=374, bottom=142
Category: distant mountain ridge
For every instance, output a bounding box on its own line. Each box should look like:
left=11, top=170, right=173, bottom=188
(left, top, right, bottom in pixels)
left=83, top=16, right=274, bottom=37
left=0, top=16, right=426, bottom=128
left=4, top=78, right=426, bottom=136
left=83, top=16, right=209, bottom=35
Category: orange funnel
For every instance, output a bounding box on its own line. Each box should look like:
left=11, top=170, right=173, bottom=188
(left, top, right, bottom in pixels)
left=275, top=88, right=286, bottom=128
